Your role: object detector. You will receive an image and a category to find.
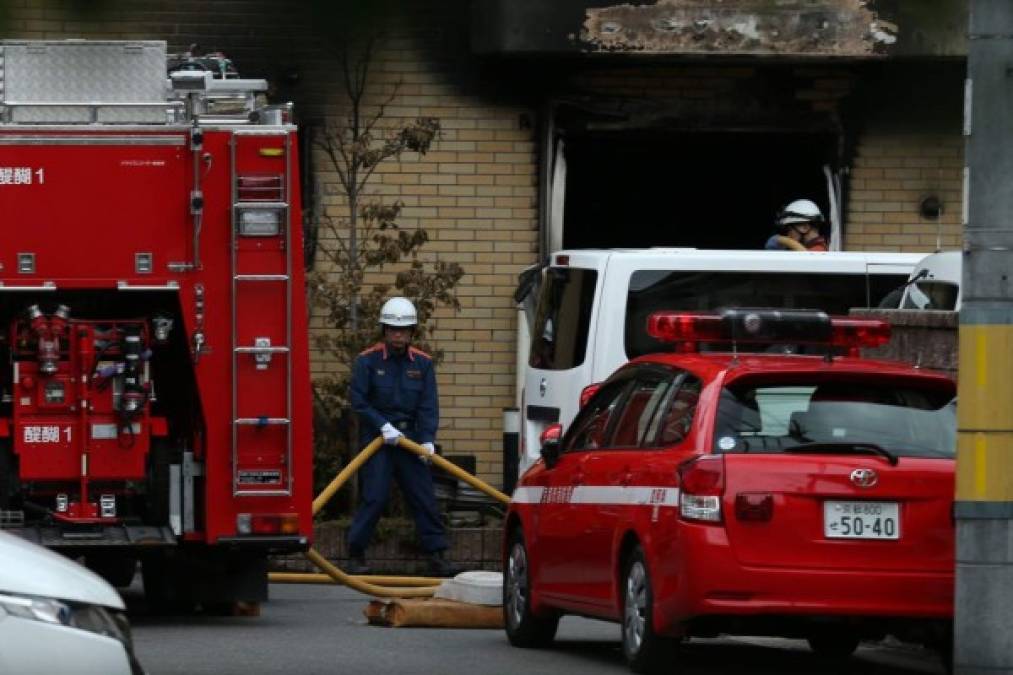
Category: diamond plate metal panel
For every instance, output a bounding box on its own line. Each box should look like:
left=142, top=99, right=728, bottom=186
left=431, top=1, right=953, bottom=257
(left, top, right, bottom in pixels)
left=0, top=41, right=168, bottom=123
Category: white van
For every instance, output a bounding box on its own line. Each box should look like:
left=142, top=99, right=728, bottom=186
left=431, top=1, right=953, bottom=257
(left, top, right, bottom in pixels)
left=517, top=248, right=923, bottom=475
left=899, top=251, right=962, bottom=311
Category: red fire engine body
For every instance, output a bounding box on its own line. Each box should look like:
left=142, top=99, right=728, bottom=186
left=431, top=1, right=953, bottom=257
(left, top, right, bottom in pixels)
left=0, top=40, right=312, bottom=606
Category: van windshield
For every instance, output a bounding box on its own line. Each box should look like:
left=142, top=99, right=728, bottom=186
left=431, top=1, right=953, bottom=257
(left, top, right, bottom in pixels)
left=713, top=381, right=956, bottom=459
left=529, top=267, right=598, bottom=370
left=625, top=270, right=907, bottom=358
left=902, top=281, right=959, bottom=310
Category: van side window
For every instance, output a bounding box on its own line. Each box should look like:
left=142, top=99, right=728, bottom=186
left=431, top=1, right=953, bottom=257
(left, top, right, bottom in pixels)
left=529, top=267, right=598, bottom=371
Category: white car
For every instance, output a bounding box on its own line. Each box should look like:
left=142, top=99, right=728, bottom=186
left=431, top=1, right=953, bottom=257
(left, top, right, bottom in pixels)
left=0, top=531, right=143, bottom=674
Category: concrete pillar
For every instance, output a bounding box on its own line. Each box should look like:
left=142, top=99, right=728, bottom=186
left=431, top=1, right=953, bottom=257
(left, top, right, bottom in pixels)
left=955, top=2, right=1013, bottom=672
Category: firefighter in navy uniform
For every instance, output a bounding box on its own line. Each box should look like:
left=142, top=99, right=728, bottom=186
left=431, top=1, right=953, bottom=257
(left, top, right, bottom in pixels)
left=346, top=297, right=461, bottom=577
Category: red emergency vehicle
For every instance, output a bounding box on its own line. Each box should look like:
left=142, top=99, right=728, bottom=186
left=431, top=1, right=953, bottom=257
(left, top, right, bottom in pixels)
left=504, top=308, right=955, bottom=672
left=0, top=41, right=312, bottom=608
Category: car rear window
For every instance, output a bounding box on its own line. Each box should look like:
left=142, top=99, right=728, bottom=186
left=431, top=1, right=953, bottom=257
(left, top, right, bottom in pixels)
left=625, top=270, right=907, bottom=359
left=713, top=381, right=956, bottom=459
left=529, top=267, right=598, bottom=371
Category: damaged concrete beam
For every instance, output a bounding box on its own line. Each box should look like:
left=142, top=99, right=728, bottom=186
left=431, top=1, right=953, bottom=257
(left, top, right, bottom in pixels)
left=582, top=0, right=896, bottom=56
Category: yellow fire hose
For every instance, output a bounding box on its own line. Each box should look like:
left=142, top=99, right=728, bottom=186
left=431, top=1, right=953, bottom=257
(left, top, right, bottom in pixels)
left=268, top=436, right=511, bottom=598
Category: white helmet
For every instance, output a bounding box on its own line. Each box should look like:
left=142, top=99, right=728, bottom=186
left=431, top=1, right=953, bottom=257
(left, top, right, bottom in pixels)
left=379, top=297, right=418, bottom=328
left=777, top=199, right=824, bottom=228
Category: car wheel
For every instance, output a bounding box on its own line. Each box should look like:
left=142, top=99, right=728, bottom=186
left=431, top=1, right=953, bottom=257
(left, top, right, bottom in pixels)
left=622, top=545, right=675, bottom=673
left=87, top=555, right=138, bottom=588
left=142, top=553, right=189, bottom=614
left=504, top=528, right=559, bottom=647
left=807, top=632, right=861, bottom=659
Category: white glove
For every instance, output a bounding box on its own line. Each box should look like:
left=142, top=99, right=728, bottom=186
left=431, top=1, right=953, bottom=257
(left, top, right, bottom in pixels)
left=380, top=422, right=403, bottom=446
left=419, top=442, right=436, bottom=463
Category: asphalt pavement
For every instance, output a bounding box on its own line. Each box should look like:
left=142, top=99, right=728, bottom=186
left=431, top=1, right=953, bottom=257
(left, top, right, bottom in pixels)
left=127, top=583, right=946, bottom=675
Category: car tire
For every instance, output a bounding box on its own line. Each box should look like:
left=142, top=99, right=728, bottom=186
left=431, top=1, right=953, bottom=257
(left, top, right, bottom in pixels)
left=142, top=553, right=188, bottom=614
left=621, top=545, right=676, bottom=673
left=503, top=527, right=559, bottom=648
left=807, top=632, right=861, bottom=659
left=87, top=555, right=138, bottom=588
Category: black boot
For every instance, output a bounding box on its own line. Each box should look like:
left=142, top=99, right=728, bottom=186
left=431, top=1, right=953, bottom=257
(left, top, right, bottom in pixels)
left=346, top=552, right=371, bottom=576
left=426, top=550, right=464, bottom=578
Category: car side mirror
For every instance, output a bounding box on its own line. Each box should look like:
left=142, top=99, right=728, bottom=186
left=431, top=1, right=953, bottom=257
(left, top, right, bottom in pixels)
left=539, top=423, right=563, bottom=469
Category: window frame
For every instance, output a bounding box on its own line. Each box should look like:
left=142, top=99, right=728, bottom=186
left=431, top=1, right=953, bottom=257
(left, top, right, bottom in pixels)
left=563, top=364, right=686, bottom=454
left=646, top=372, right=703, bottom=448
left=605, top=371, right=680, bottom=451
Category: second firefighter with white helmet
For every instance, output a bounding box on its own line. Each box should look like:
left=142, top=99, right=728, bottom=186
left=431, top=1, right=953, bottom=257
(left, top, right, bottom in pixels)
left=765, top=198, right=829, bottom=251
left=346, top=297, right=461, bottom=576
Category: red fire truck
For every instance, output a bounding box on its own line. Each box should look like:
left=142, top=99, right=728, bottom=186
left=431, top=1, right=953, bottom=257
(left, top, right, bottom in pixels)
left=0, top=41, right=313, bottom=608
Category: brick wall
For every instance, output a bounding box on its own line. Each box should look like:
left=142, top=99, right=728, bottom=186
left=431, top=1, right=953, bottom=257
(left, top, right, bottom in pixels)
left=845, top=134, right=963, bottom=252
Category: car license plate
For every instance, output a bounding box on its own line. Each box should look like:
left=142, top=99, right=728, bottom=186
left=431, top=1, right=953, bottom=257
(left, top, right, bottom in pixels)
left=823, top=501, right=900, bottom=540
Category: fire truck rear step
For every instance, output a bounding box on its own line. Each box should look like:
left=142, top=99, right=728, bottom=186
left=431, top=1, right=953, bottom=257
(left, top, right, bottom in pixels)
left=234, top=418, right=290, bottom=425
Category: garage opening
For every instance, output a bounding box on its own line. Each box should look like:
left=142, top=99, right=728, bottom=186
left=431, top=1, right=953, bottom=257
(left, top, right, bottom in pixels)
left=560, top=131, right=838, bottom=250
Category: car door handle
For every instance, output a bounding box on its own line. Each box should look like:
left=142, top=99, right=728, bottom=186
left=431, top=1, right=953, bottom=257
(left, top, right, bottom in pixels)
left=571, top=472, right=584, bottom=486
left=620, top=472, right=634, bottom=486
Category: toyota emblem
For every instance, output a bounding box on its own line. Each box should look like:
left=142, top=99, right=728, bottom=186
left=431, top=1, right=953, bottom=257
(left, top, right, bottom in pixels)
left=539, top=378, right=547, bottom=397
left=850, top=468, right=878, bottom=488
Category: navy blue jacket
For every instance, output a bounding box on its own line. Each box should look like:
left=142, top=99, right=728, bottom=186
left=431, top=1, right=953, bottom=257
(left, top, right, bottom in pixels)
left=350, top=343, right=439, bottom=446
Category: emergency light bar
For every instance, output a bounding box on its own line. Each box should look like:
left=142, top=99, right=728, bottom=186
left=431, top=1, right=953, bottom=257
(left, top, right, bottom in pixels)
left=646, top=309, right=891, bottom=355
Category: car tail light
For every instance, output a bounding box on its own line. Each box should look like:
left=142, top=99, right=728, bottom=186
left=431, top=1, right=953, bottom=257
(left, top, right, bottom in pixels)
left=735, top=493, right=774, bottom=522
left=237, top=513, right=299, bottom=535
left=579, top=383, right=601, bottom=408
left=238, top=173, right=284, bottom=202
left=678, top=455, right=725, bottom=523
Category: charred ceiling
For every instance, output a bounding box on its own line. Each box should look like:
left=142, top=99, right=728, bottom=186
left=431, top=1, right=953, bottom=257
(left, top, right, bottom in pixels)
left=582, top=1, right=896, bottom=56
left=470, top=0, right=966, bottom=59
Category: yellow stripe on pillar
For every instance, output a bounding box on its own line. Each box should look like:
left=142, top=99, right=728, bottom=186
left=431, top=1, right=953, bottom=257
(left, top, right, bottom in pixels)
left=957, top=324, right=1013, bottom=502
left=956, top=432, right=1013, bottom=502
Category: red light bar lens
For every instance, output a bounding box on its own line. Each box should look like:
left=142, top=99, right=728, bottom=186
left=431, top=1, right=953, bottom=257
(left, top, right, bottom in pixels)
left=647, top=313, right=723, bottom=344
left=829, top=318, right=891, bottom=350
left=647, top=310, right=891, bottom=353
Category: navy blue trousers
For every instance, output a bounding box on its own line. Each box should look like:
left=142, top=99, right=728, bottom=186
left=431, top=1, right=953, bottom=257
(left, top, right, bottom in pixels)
left=347, top=444, right=447, bottom=555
